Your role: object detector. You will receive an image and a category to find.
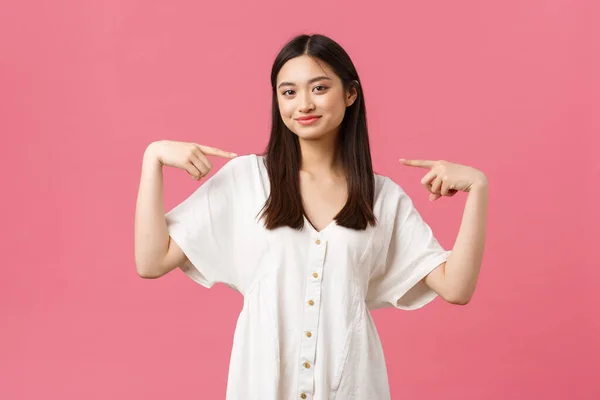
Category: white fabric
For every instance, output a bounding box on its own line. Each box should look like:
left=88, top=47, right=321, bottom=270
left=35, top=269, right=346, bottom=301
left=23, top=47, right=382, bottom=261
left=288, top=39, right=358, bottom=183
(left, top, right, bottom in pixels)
left=165, top=154, right=451, bottom=399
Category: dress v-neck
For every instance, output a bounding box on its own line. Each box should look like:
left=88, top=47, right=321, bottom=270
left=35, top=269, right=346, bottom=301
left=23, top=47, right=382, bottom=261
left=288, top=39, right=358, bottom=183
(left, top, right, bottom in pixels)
left=303, top=214, right=337, bottom=235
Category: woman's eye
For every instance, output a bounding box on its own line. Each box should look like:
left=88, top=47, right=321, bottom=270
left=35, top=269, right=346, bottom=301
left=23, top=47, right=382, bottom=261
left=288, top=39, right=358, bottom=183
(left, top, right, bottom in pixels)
left=282, top=86, right=327, bottom=96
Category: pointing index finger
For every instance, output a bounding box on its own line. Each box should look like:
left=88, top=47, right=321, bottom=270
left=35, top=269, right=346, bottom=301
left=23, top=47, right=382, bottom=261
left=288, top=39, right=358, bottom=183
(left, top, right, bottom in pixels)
left=198, top=144, right=238, bottom=159
left=399, top=159, right=435, bottom=168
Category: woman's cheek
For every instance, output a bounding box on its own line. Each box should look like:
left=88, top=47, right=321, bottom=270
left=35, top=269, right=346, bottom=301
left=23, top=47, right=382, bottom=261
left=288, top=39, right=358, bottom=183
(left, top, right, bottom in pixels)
left=278, top=105, right=296, bottom=132
left=279, top=103, right=294, bottom=121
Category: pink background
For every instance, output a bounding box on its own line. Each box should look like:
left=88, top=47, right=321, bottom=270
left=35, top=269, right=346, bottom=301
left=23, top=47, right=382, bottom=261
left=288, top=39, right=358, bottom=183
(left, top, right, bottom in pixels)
left=1, top=0, right=598, bottom=399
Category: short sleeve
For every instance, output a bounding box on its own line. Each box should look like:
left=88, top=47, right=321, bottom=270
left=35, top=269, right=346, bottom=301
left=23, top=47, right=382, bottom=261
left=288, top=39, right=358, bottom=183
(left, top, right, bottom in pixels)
left=165, top=155, right=248, bottom=290
left=366, top=179, right=451, bottom=310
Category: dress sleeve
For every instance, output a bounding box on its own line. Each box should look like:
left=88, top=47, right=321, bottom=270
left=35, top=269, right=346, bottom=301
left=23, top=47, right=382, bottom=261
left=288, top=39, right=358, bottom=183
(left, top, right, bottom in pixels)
left=164, top=156, right=246, bottom=290
left=366, top=179, right=452, bottom=310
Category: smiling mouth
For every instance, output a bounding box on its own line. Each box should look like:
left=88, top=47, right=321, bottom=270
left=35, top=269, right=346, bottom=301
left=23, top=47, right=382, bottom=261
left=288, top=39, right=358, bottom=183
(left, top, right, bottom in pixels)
left=296, top=116, right=321, bottom=125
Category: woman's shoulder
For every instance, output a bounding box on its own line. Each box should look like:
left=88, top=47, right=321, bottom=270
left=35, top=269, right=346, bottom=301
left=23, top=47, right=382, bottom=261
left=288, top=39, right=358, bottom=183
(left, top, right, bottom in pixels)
left=218, top=153, right=269, bottom=200
left=373, top=173, right=406, bottom=200
left=219, top=153, right=264, bottom=178
left=222, top=153, right=259, bottom=169
left=373, top=173, right=417, bottom=219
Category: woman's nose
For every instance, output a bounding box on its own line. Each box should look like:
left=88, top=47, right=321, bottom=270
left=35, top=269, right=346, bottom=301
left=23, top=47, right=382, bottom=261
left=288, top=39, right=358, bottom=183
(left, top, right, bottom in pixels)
left=298, top=92, right=315, bottom=112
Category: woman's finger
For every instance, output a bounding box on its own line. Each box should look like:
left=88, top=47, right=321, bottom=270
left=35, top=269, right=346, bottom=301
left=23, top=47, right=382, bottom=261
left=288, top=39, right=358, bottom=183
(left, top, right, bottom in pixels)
left=441, top=180, right=454, bottom=196
left=421, top=170, right=437, bottom=187
left=400, top=159, right=436, bottom=169
left=197, top=144, right=238, bottom=159
left=195, top=151, right=215, bottom=175
left=190, top=153, right=210, bottom=179
left=183, top=160, right=203, bottom=180
left=430, top=176, right=443, bottom=195
left=429, top=193, right=442, bottom=201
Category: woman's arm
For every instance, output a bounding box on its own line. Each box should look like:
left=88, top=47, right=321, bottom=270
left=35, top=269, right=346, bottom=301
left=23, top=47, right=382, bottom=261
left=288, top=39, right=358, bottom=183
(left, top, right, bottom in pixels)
left=423, top=179, right=489, bottom=304
left=134, top=143, right=186, bottom=278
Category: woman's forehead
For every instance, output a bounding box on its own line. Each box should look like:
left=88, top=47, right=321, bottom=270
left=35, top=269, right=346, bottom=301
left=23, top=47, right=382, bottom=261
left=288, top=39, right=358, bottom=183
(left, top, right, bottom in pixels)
left=277, top=56, right=336, bottom=85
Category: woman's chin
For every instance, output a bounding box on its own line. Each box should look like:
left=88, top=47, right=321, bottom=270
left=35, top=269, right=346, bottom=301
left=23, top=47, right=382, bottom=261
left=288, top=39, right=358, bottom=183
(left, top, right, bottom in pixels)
left=295, top=130, right=330, bottom=141
left=292, top=125, right=336, bottom=140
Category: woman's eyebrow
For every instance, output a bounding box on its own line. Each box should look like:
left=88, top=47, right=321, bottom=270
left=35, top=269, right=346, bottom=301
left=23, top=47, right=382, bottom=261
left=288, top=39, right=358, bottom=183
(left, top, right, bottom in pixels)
left=278, top=76, right=332, bottom=89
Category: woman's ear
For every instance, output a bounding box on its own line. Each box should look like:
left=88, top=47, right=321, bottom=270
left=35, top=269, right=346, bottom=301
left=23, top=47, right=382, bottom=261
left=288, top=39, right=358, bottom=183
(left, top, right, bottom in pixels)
left=345, top=80, right=359, bottom=107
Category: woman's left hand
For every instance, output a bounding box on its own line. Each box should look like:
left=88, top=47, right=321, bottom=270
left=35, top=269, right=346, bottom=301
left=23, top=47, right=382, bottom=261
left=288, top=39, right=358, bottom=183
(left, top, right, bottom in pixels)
left=399, top=159, right=488, bottom=201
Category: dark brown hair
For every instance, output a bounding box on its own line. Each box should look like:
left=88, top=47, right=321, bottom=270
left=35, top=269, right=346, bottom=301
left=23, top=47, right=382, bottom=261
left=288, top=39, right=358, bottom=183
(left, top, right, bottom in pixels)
left=259, top=34, right=377, bottom=231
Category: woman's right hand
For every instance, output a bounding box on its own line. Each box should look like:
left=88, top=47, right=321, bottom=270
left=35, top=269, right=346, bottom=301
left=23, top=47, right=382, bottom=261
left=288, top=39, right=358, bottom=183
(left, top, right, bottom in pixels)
left=147, top=140, right=238, bottom=180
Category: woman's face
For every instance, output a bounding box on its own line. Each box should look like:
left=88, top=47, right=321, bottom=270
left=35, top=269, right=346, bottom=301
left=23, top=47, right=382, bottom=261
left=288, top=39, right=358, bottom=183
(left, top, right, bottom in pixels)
left=276, top=55, right=357, bottom=140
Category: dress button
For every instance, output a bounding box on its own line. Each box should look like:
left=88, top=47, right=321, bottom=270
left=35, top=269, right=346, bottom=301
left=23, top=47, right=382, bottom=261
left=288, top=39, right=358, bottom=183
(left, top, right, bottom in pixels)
left=304, top=362, right=311, bottom=369
left=312, top=272, right=318, bottom=278
left=308, top=300, right=315, bottom=306
left=306, top=331, right=312, bottom=338
left=315, top=239, right=321, bottom=245
left=301, top=393, right=307, bottom=399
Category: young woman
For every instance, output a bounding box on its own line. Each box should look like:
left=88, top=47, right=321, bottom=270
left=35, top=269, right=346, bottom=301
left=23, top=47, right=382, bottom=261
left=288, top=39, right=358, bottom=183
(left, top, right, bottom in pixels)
left=134, top=33, right=488, bottom=399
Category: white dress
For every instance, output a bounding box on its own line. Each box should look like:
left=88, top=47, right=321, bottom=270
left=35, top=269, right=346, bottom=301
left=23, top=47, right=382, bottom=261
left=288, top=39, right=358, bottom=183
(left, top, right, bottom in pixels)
left=165, top=154, right=451, bottom=399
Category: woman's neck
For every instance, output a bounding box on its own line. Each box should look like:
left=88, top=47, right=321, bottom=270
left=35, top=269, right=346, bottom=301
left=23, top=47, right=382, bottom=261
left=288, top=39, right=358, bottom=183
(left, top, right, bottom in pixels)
left=298, top=133, right=344, bottom=178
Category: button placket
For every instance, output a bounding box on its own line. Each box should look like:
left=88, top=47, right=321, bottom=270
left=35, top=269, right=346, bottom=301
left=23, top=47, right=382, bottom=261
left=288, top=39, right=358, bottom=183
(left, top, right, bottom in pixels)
left=297, top=236, right=327, bottom=397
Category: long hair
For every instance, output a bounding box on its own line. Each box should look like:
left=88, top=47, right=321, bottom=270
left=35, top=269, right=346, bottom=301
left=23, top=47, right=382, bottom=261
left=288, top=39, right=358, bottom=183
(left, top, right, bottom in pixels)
left=259, top=34, right=377, bottom=231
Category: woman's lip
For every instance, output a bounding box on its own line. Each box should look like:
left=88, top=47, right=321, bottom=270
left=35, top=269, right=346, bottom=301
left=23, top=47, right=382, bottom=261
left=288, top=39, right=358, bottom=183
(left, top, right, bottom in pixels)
left=296, top=116, right=321, bottom=125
